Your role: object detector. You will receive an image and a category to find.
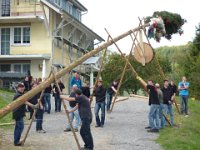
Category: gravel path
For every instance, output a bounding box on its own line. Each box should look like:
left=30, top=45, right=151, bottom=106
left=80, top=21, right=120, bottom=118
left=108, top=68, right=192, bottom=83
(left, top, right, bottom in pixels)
left=0, top=97, right=163, bottom=150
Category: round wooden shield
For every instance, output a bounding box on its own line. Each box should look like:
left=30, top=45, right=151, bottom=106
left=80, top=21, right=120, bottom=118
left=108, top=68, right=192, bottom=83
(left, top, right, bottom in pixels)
left=133, top=42, right=154, bottom=65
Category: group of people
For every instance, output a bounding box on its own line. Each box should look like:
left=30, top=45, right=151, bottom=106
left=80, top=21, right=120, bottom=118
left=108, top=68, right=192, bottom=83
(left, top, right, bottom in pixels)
left=145, top=76, right=189, bottom=133
left=12, top=71, right=119, bottom=150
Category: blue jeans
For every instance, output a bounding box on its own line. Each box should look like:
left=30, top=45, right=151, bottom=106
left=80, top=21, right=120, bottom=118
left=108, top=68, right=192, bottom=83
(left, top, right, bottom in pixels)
left=94, top=101, right=106, bottom=126
left=36, top=109, right=44, bottom=131
left=80, top=118, right=93, bottom=149
left=14, top=117, right=24, bottom=145
left=54, top=93, right=61, bottom=112
left=164, top=104, right=174, bottom=125
left=180, top=95, right=189, bottom=114
left=66, top=106, right=81, bottom=130
left=106, top=92, right=113, bottom=111
left=149, top=104, right=160, bottom=129
left=44, top=93, right=51, bottom=114
left=159, top=103, right=165, bottom=128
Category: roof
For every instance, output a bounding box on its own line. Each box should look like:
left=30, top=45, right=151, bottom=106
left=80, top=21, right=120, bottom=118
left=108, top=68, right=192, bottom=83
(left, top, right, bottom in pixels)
left=41, top=0, right=104, bottom=42
left=0, top=54, right=51, bottom=60
left=68, top=0, right=87, bottom=12
left=83, top=57, right=100, bottom=65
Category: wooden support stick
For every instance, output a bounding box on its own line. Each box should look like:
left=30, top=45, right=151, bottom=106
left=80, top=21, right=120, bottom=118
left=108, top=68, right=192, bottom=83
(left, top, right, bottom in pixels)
left=114, top=97, right=129, bottom=104
left=172, top=96, right=180, bottom=114
left=90, top=36, right=109, bottom=105
left=52, top=68, right=81, bottom=150
left=109, top=23, right=142, bottom=112
left=21, top=90, right=45, bottom=146
left=21, top=71, right=52, bottom=146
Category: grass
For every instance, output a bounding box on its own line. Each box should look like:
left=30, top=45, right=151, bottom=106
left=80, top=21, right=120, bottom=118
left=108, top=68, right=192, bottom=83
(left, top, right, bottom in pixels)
left=157, top=99, right=200, bottom=150
left=0, top=89, right=14, bottom=124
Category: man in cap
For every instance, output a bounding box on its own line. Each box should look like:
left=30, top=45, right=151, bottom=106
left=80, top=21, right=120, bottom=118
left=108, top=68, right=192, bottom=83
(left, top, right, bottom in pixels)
left=13, top=83, right=38, bottom=146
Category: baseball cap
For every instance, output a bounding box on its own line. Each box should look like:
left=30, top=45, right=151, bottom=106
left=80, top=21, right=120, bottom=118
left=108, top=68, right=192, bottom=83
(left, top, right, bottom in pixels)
left=17, top=82, right=25, bottom=88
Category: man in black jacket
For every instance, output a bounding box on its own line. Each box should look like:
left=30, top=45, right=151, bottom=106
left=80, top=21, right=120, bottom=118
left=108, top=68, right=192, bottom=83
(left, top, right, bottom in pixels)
left=13, top=83, right=37, bottom=146
left=94, top=79, right=107, bottom=127
left=60, top=90, right=93, bottom=150
left=161, top=80, right=174, bottom=126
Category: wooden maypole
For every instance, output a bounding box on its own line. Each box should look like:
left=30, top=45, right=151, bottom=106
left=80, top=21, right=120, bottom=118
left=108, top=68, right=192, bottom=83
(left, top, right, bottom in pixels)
left=0, top=24, right=149, bottom=118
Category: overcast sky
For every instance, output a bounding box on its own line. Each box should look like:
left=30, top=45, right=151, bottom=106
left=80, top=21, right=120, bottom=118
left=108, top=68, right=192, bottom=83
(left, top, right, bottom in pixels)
left=80, top=0, right=200, bottom=53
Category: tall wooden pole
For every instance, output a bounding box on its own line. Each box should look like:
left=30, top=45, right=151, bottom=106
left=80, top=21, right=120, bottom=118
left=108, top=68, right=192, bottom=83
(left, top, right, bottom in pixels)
left=52, top=69, right=81, bottom=150
left=0, top=23, right=149, bottom=119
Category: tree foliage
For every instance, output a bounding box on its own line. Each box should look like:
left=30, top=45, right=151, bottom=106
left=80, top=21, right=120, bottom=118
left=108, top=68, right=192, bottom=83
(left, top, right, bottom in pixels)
left=101, top=53, right=172, bottom=94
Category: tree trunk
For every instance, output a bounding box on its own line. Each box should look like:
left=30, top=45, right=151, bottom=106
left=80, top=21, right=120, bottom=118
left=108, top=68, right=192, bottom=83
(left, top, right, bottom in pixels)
left=0, top=24, right=149, bottom=119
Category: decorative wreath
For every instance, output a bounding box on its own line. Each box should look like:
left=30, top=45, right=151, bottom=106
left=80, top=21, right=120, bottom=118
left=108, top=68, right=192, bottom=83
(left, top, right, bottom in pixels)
left=145, top=11, right=186, bottom=42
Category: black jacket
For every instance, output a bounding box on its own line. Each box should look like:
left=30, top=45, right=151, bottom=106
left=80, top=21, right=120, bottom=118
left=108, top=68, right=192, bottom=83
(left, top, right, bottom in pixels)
left=161, top=87, right=173, bottom=105
left=81, top=87, right=90, bottom=98
left=12, top=91, right=26, bottom=120
left=94, top=86, right=107, bottom=103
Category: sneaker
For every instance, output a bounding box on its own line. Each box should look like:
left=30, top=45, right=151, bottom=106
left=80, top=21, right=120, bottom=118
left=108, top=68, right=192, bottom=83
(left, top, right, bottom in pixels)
left=95, top=125, right=100, bottom=128
left=145, top=126, right=151, bottom=129
left=40, top=129, right=46, bottom=133
left=64, top=128, right=71, bottom=132
left=14, top=142, right=22, bottom=146
left=147, top=129, right=159, bottom=133
left=100, top=125, right=104, bottom=128
left=185, top=115, right=189, bottom=117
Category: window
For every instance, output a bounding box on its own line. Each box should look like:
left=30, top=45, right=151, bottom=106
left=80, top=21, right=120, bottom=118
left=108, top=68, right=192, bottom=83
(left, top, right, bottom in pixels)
left=0, top=64, right=11, bottom=72
left=1, top=28, right=10, bottom=55
left=14, top=28, right=21, bottom=44
left=14, top=64, right=21, bottom=73
left=22, top=64, right=30, bottom=73
left=76, top=9, right=81, bottom=21
left=66, top=2, right=73, bottom=15
left=13, top=27, right=30, bottom=45
left=23, top=27, right=30, bottom=43
left=55, top=0, right=61, bottom=6
left=1, top=0, right=10, bottom=17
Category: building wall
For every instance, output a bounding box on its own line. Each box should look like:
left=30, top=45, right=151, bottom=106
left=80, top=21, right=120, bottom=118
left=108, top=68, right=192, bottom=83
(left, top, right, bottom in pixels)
left=11, top=0, right=42, bottom=16
left=11, top=22, right=51, bottom=55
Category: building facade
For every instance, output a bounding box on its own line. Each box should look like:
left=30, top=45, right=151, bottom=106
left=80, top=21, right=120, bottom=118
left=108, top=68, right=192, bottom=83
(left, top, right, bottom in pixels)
left=0, top=0, right=103, bottom=91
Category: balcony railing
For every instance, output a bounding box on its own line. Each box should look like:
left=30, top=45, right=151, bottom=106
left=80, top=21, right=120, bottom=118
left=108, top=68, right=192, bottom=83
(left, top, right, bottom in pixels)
left=0, top=0, right=42, bottom=17
left=0, top=71, right=26, bottom=78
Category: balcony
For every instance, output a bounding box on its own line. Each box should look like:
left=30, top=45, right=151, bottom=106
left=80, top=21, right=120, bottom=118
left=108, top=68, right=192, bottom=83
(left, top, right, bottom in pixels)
left=0, top=71, right=26, bottom=78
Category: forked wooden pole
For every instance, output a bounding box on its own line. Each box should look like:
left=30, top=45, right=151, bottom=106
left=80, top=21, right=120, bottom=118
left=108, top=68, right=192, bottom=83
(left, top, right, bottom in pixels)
left=90, top=36, right=109, bottom=105
left=52, top=68, right=81, bottom=150
left=21, top=71, right=52, bottom=145
left=110, top=23, right=142, bottom=112
left=105, top=28, right=172, bottom=126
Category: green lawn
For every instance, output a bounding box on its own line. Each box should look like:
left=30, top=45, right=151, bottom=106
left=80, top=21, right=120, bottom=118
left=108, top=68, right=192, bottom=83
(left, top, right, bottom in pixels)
left=0, top=89, right=14, bottom=124
left=157, top=99, right=200, bottom=150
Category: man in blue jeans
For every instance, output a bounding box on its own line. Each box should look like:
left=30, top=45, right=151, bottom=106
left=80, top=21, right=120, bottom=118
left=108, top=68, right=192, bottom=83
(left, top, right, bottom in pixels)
left=178, top=76, right=190, bottom=116
left=53, top=79, right=65, bottom=112
left=13, top=83, right=37, bottom=146
left=64, top=84, right=80, bottom=132
left=162, top=80, right=174, bottom=126
left=61, top=89, right=93, bottom=150
left=43, top=81, right=52, bottom=114
left=145, top=80, right=160, bottom=133
left=106, top=80, right=118, bottom=112
left=94, top=79, right=107, bottom=128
